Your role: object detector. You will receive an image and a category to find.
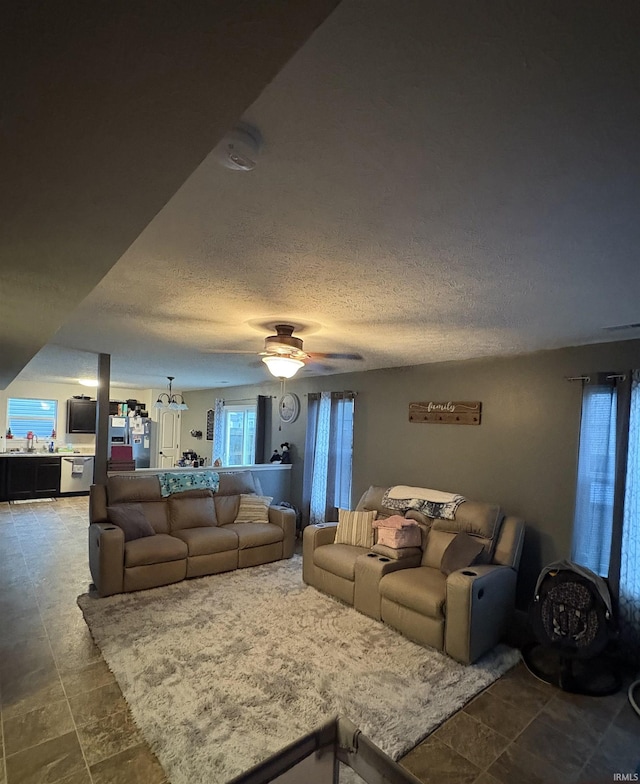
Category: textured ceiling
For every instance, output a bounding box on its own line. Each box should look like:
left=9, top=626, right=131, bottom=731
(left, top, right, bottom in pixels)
left=0, top=0, right=340, bottom=389
left=18, top=0, right=640, bottom=390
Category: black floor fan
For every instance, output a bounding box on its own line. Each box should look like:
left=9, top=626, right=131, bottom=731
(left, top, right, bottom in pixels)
left=523, top=559, right=622, bottom=696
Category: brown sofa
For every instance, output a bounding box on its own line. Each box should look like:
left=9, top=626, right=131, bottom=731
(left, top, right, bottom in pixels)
left=89, top=471, right=296, bottom=597
left=303, top=485, right=525, bottom=664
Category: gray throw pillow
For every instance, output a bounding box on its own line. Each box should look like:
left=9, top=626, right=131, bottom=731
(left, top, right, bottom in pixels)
left=440, top=532, right=484, bottom=576
left=107, top=503, right=156, bottom=542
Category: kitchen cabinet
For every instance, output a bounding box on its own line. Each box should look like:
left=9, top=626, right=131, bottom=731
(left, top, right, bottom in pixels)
left=0, top=458, right=6, bottom=501
left=3, top=457, right=61, bottom=501
left=66, top=398, right=97, bottom=434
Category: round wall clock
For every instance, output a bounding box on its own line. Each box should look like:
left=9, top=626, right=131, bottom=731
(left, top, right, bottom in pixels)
left=279, top=393, right=300, bottom=424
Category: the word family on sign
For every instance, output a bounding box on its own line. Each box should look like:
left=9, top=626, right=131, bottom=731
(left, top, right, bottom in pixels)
left=409, top=401, right=482, bottom=425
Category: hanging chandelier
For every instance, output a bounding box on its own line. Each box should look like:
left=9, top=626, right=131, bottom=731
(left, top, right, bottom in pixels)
left=153, top=376, right=188, bottom=411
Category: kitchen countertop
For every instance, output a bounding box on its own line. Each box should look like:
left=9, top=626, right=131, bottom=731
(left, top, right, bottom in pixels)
left=0, top=451, right=95, bottom=458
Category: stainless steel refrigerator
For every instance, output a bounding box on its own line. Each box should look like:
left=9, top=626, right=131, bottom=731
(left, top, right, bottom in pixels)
left=108, top=416, right=156, bottom=468
left=128, top=418, right=155, bottom=468
left=107, top=416, right=128, bottom=451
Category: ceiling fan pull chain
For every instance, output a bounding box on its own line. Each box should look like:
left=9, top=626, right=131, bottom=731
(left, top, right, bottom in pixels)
left=278, top=378, right=285, bottom=431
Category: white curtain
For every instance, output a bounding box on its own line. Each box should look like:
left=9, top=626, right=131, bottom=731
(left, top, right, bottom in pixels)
left=211, top=398, right=225, bottom=465
left=619, top=370, right=640, bottom=654
left=303, top=392, right=355, bottom=526
left=309, top=391, right=331, bottom=525
left=331, top=394, right=354, bottom=510
left=571, top=383, right=617, bottom=576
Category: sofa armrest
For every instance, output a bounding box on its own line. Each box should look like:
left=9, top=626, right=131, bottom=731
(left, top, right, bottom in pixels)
left=90, top=484, right=108, bottom=524
left=304, top=522, right=338, bottom=548
left=88, top=522, right=125, bottom=597
left=444, top=564, right=517, bottom=665
left=302, top=523, right=338, bottom=585
left=355, top=552, right=422, bottom=620
left=268, top=505, right=296, bottom=558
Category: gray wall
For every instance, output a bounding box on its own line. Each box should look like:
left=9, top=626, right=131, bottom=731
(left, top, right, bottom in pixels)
left=182, top=338, right=640, bottom=604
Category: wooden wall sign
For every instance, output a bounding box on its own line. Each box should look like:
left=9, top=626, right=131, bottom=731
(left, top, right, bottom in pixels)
left=409, top=401, right=482, bottom=425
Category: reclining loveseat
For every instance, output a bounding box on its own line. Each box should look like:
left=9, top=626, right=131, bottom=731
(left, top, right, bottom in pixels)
left=303, top=485, right=525, bottom=664
left=89, top=471, right=295, bottom=597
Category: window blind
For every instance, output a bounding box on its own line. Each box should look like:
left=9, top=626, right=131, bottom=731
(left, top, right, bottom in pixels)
left=7, top=398, right=57, bottom=439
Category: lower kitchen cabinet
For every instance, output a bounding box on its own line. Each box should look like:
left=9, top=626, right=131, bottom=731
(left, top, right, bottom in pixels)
left=3, top=457, right=61, bottom=501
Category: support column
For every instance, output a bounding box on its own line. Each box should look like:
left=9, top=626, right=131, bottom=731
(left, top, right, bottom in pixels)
left=94, top=353, right=110, bottom=485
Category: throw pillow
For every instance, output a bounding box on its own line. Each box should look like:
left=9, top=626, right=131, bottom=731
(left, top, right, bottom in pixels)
left=334, top=509, right=376, bottom=548
left=107, top=504, right=156, bottom=542
left=440, top=532, right=484, bottom=576
left=235, top=494, right=273, bottom=524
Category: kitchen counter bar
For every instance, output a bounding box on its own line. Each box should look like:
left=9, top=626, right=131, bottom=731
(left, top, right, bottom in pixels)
left=0, top=452, right=95, bottom=458
left=108, top=463, right=291, bottom=475
left=107, top=463, right=292, bottom=502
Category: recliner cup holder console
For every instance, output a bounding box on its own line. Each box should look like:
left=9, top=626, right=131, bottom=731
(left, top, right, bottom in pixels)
left=461, top=570, right=477, bottom=576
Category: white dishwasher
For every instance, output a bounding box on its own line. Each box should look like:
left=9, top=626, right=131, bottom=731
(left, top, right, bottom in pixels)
left=60, top=456, right=94, bottom=494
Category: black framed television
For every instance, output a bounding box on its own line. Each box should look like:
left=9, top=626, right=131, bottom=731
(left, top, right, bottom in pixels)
left=67, top=399, right=97, bottom=434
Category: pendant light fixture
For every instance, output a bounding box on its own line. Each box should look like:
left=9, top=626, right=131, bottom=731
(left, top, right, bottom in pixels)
left=154, top=376, right=188, bottom=411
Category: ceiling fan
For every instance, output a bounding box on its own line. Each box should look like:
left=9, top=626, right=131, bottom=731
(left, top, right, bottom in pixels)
left=204, top=324, right=363, bottom=379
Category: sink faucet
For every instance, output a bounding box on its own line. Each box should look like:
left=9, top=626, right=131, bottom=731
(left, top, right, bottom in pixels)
left=26, top=432, right=38, bottom=452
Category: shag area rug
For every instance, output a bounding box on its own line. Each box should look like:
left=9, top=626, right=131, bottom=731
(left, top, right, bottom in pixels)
left=78, top=556, right=520, bottom=784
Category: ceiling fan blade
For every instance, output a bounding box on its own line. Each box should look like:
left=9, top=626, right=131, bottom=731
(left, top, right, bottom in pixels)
left=304, top=361, right=336, bottom=373
left=306, top=352, right=364, bottom=361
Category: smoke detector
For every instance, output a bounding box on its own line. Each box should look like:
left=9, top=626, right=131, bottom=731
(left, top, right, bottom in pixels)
left=214, top=124, right=262, bottom=171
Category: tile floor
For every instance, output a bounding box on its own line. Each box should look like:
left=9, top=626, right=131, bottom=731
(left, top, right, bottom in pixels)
left=401, top=661, right=640, bottom=784
left=0, top=497, right=638, bottom=784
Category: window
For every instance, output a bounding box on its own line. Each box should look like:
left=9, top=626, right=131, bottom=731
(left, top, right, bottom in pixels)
left=571, top=371, right=640, bottom=657
left=221, top=404, right=256, bottom=466
left=7, top=398, right=57, bottom=439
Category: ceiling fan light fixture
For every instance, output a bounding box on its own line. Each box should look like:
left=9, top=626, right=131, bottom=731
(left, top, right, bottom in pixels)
left=262, top=355, right=304, bottom=379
